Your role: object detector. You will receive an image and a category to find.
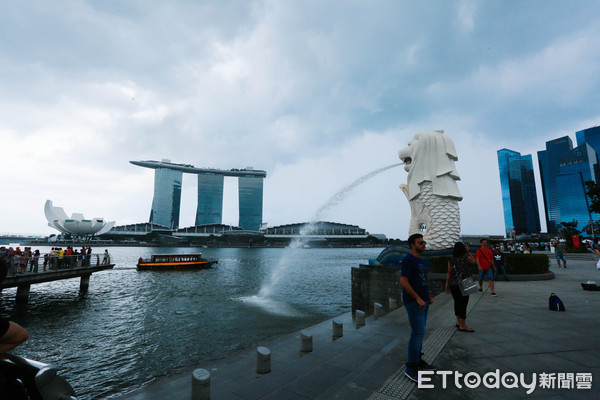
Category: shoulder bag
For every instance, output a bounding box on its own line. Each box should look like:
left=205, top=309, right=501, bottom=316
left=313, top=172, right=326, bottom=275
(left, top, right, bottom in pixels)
left=452, top=259, right=478, bottom=296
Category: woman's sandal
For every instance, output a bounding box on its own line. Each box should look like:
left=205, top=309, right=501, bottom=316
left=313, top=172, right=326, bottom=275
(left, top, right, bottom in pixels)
left=458, top=327, right=475, bottom=333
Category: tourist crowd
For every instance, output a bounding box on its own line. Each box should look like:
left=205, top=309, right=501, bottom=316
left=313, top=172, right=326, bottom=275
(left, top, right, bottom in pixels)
left=0, top=246, right=95, bottom=274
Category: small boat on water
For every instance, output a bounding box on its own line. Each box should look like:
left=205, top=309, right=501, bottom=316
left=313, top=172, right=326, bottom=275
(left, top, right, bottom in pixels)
left=136, top=254, right=218, bottom=271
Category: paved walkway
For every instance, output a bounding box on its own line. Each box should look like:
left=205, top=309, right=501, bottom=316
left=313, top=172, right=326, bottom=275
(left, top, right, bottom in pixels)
left=116, top=255, right=600, bottom=399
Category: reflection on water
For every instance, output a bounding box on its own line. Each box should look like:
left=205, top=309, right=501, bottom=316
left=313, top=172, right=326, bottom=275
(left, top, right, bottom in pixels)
left=0, top=246, right=381, bottom=399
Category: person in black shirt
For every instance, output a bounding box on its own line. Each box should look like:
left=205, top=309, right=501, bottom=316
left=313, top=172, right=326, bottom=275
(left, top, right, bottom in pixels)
left=493, top=246, right=509, bottom=281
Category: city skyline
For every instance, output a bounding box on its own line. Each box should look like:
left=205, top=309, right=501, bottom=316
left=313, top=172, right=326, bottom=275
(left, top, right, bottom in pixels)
left=499, top=125, right=600, bottom=237
left=2, top=2, right=600, bottom=238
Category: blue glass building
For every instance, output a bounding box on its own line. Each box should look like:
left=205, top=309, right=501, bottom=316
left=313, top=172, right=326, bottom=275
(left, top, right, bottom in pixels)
left=555, top=143, right=598, bottom=231
left=576, top=126, right=600, bottom=182
left=537, top=136, right=573, bottom=233
left=238, top=176, right=264, bottom=231
left=576, top=126, right=600, bottom=154
left=497, top=149, right=541, bottom=236
left=195, top=174, right=224, bottom=226
left=149, top=167, right=183, bottom=229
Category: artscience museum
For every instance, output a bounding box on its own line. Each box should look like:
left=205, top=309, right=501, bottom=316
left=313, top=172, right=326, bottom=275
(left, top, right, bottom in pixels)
left=44, top=200, right=115, bottom=237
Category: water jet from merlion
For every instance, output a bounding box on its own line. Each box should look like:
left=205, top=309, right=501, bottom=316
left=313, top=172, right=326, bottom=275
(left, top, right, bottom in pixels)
left=240, top=162, right=402, bottom=315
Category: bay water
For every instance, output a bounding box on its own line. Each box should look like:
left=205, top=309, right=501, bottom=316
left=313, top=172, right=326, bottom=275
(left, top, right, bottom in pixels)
left=1, top=246, right=382, bottom=399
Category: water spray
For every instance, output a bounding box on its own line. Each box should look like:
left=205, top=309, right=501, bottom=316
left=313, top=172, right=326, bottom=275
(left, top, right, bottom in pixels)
left=255, top=162, right=403, bottom=304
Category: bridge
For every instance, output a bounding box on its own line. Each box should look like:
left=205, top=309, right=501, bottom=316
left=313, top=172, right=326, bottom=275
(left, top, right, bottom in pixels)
left=1, top=255, right=114, bottom=304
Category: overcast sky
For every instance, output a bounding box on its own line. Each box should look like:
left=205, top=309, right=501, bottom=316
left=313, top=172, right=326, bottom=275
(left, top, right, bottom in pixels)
left=2, top=0, right=600, bottom=239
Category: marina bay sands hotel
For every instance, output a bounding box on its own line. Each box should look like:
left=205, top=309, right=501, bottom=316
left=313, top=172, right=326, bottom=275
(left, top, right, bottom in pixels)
left=131, top=160, right=266, bottom=231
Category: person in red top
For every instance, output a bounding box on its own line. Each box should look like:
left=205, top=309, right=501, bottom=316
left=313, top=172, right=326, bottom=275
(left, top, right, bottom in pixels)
left=476, top=239, right=497, bottom=296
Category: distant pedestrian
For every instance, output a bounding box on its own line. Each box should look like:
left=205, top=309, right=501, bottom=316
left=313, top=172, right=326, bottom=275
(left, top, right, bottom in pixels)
left=555, top=241, right=567, bottom=268
left=589, top=247, right=600, bottom=270
left=446, top=242, right=476, bottom=332
left=401, top=233, right=437, bottom=383
left=102, top=250, right=109, bottom=265
left=476, top=239, right=497, bottom=296
left=493, top=246, right=509, bottom=281
left=31, top=250, right=40, bottom=273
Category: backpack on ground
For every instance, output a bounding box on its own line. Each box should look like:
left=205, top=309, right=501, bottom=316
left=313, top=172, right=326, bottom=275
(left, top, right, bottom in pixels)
left=548, top=293, right=565, bottom=311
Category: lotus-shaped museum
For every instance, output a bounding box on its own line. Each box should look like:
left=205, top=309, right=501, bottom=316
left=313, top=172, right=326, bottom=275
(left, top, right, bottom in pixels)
left=44, top=200, right=115, bottom=236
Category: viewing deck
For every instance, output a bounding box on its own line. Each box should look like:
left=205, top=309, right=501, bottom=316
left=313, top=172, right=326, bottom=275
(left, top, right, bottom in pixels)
left=1, top=254, right=114, bottom=304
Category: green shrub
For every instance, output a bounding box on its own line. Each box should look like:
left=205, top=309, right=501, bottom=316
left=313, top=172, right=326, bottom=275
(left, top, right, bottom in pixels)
left=565, top=246, right=588, bottom=253
left=504, top=254, right=549, bottom=274
left=426, top=254, right=549, bottom=274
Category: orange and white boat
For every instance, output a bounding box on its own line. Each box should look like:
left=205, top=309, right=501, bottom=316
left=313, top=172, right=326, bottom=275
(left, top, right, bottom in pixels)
left=136, top=254, right=217, bottom=271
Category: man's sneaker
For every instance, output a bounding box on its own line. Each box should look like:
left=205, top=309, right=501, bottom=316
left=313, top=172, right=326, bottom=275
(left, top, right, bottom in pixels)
left=491, top=292, right=497, bottom=297
left=404, top=366, right=419, bottom=383
left=418, top=359, right=438, bottom=371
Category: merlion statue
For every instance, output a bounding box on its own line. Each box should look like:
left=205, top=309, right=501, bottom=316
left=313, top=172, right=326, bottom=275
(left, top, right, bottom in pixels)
left=398, top=130, right=462, bottom=250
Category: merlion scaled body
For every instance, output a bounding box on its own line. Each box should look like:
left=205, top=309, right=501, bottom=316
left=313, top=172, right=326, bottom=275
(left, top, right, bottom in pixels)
left=398, top=130, right=462, bottom=250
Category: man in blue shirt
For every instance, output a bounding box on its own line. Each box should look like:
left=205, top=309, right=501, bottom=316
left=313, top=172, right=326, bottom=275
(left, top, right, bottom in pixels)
left=401, top=233, right=436, bottom=382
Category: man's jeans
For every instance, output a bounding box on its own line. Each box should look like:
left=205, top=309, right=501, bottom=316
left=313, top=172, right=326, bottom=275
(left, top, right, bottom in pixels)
left=404, top=301, right=429, bottom=366
left=494, top=265, right=508, bottom=280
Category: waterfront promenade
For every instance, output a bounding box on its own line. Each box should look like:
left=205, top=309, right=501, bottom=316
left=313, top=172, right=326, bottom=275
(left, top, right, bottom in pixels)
left=117, top=254, right=600, bottom=399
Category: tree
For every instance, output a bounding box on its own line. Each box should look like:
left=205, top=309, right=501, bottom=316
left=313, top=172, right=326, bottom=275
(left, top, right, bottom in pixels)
left=584, top=180, right=600, bottom=214
left=560, top=220, right=581, bottom=248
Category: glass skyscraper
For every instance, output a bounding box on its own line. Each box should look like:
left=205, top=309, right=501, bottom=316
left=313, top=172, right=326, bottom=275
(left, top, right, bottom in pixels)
left=576, top=126, right=600, bottom=182
left=497, top=149, right=541, bottom=236
left=555, top=143, right=598, bottom=232
left=149, top=167, right=183, bottom=229
left=576, top=126, right=600, bottom=154
left=195, top=174, right=224, bottom=226
left=537, top=136, right=573, bottom=233
left=238, top=176, right=264, bottom=231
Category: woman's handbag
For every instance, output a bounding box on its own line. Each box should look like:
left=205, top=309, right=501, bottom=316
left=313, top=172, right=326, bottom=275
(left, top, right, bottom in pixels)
left=452, top=262, right=478, bottom=296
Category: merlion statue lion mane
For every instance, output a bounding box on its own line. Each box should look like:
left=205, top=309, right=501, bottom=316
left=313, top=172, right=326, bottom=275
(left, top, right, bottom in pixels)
left=398, top=130, right=462, bottom=250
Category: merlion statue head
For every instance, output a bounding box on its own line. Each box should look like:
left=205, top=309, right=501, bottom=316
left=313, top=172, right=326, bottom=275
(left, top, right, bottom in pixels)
left=398, top=130, right=462, bottom=201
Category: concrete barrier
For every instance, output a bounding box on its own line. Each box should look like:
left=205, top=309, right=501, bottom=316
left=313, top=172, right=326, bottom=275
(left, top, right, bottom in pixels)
left=374, top=302, right=384, bottom=319
left=388, top=296, right=397, bottom=309
left=356, top=310, right=366, bottom=328
left=191, top=368, right=210, bottom=400
left=256, top=347, right=271, bottom=375
left=300, top=330, right=313, bottom=353
left=332, top=318, right=343, bottom=340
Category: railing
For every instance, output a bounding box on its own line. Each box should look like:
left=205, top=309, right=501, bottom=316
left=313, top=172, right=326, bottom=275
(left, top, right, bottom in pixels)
left=4, top=254, right=111, bottom=278
left=0, top=354, right=77, bottom=399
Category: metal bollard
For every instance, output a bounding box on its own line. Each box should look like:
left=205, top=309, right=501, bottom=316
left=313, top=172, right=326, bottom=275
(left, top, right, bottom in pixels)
left=191, top=368, right=210, bottom=400
left=389, top=297, right=397, bottom=310
left=300, top=330, right=313, bottom=353
left=356, top=310, right=366, bottom=328
left=374, top=302, right=384, bottom=320
left=256, top=346, right=271, bottom=375
left=332, top=318, right=343, bottom=340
